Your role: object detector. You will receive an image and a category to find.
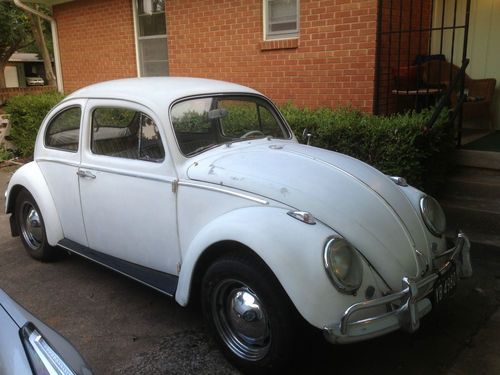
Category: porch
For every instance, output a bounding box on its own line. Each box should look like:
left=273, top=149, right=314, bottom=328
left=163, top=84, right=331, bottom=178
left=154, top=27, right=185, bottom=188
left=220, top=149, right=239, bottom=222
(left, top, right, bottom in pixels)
left=374, top=0, right=500, bottom=251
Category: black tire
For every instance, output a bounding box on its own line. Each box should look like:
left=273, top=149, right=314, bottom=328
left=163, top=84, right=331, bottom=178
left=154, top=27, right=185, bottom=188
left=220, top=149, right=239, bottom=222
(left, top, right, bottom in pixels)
left=14, top=189, right=56, bottom=261
left=201, top=252, right=297, bottom=374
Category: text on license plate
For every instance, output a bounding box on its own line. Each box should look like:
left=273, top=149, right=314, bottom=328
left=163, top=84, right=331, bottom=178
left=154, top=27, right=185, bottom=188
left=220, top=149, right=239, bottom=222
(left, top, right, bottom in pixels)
left=434, top=264, right=458, bottom=304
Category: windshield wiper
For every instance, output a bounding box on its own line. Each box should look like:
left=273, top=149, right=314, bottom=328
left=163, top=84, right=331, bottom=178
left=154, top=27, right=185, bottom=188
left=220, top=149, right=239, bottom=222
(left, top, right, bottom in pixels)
left=186, top=143, right=222, bottom=156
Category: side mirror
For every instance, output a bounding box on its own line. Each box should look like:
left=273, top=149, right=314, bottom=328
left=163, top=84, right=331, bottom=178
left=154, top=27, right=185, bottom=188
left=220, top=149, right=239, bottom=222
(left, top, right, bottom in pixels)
left=302, top=128, right=312, bottom=145
left=208, top=108, right=228, bottom=120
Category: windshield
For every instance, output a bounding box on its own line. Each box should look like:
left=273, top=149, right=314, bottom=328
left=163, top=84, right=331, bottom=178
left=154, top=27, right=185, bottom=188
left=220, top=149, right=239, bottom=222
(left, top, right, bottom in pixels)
left=170, top=95, right=291, bottom=156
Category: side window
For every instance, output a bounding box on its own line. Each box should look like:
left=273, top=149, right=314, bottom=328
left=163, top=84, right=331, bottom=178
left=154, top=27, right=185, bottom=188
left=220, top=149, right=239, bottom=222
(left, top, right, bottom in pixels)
left=91, top=107, right=165, bottom=162
left=45, top=107, right=82, bottom=151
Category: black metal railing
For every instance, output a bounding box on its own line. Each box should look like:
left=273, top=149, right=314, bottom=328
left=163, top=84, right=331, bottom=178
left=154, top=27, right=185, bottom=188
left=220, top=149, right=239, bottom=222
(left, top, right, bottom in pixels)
left=374, top=0, right=472, bottom=145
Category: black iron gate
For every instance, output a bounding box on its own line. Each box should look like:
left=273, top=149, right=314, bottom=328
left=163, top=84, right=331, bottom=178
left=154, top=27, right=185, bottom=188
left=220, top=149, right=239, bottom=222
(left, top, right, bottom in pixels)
left=374, top=0, right=471, bottom=146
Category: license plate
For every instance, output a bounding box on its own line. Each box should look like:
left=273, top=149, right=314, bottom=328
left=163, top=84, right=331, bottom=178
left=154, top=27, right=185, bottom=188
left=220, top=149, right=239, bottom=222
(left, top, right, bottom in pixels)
left=433, top=264, right=458, bottom=305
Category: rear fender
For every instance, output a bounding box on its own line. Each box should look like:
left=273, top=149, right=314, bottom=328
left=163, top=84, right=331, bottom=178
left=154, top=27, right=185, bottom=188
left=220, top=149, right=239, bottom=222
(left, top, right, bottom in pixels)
left=5, top=162, right=63, bottom=246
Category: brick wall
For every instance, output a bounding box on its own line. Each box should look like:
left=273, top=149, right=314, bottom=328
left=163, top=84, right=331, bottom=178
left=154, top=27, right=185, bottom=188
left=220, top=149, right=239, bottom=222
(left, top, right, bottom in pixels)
left=53, top=0, right=378, bottom=112
left=54, top=0, right=137, bottom=93
left=166, top=0, right=378, bottom=112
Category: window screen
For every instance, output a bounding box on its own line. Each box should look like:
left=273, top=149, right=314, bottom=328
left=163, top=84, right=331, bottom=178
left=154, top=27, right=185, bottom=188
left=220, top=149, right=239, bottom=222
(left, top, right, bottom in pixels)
left=265, top=0, right=299, bottom=40
left=44, top=106, right=81, bottom=151
left=91, top=107, right=164, bottom=162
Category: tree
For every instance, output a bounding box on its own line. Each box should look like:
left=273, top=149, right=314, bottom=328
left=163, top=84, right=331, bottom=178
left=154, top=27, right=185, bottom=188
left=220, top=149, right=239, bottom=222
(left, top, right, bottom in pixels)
left=25, top=6, right=56, bottom=87
left=0, top=1, right=33, bottom=88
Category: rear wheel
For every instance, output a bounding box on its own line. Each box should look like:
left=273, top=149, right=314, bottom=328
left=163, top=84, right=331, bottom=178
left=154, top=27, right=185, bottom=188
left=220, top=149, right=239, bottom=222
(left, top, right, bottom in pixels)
left=201, top=252, right=297, bottom=374
left=15, top=190, right=56, bottom=261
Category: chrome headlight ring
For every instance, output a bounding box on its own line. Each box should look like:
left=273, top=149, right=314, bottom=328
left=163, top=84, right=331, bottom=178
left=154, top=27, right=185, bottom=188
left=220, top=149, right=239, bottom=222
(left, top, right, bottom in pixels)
left=419, top=195, right=446, bottom=237
left=323, top=236, right=363, bottom=295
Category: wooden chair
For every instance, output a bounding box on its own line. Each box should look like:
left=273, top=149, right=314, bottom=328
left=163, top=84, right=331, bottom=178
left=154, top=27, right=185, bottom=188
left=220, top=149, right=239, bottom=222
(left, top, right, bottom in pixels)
left=422, top=60, right=497, bottom=128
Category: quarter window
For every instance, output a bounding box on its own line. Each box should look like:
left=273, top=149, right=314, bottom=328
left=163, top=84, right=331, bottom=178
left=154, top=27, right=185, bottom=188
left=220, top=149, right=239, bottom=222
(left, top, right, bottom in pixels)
left=45, top=107, right=82, bottom=151
left=91, top=107, right=165, bottom=162
left=134, top=0, right=168, bottom=76
left=264, top=0, right=299, bottom=40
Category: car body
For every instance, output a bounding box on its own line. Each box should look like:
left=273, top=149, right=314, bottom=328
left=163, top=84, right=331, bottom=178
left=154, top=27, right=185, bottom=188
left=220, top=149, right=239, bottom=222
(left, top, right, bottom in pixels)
left=4, top=77, right=472, bottom=372
left=0, top=288, right=93, bottom=375
left=25, top=76, right=45, bottom=86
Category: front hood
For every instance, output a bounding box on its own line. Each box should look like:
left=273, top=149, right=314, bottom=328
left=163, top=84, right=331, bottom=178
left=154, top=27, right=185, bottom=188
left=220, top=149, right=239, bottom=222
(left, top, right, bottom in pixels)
left=187, top=141, right=429, bottom=288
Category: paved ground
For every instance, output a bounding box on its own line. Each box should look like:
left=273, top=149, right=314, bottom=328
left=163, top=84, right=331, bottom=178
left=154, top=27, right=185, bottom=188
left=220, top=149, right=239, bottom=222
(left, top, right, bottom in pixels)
left=0, top=167, right=499, bottom=374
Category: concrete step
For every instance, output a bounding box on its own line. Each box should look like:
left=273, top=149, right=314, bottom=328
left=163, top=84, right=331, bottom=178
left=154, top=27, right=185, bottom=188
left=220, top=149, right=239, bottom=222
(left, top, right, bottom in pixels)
left=453, top=149, right=500, bottom=170
left=443, top=179, right=500, bottom=201
left=441, top=197, right=500, bottom=236
left=441, top=166, right=500, bottom=200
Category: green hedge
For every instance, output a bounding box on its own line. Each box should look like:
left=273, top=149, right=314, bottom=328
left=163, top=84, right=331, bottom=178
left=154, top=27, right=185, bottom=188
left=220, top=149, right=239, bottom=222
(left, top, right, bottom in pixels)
left=281, top=104, right=453, bottom=191
left=4, top=92, right=452, bottom=191
left=4, top=92, right=64, bottom=156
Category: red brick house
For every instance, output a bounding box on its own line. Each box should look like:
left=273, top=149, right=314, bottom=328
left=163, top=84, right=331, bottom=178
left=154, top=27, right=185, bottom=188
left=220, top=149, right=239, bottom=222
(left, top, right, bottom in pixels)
left=19, top=0, right=485, bottom=119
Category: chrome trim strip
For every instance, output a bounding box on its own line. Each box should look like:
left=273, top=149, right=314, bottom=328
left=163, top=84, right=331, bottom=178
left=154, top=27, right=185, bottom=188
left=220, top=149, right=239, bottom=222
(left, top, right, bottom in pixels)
left=79, top=164, right=175, bottom=184
left=36, top=158, right=80, bottom=168
left=178, top=180, right=269, bottom=205
left=37, top=159, right=176, bottom=184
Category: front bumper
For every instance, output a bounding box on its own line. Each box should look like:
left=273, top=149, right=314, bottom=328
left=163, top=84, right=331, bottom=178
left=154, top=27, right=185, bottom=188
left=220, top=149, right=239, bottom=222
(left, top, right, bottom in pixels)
left=323, top=231, right=471, bottom=344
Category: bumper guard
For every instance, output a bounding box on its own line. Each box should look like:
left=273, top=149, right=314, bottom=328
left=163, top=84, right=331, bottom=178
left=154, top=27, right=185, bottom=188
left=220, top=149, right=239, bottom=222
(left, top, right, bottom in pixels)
left=323, top=231, right=471, bottom=344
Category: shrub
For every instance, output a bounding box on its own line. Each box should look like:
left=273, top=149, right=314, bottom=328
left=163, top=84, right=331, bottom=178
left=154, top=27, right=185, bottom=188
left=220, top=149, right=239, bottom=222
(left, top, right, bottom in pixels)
left=4, top=92, right=64, bottom=156
left=0, top=146, right=14, bottom=162
left=280, top=104, right=453, bottom=191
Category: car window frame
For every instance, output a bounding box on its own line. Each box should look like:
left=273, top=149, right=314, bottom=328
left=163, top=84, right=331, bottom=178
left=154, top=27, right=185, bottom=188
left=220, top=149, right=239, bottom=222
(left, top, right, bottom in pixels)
left=169, top=93, right=293, bottom=158
left=88, top=103, right=166, bottom=164
left=43, top=105, right=83, bottom=153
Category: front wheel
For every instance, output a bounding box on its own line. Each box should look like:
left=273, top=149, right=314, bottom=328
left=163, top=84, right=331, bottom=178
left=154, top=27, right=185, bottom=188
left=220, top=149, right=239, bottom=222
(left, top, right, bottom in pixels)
left=15, top=190, right=56, bottom=261
left=201, top=252, right=297, bottom=374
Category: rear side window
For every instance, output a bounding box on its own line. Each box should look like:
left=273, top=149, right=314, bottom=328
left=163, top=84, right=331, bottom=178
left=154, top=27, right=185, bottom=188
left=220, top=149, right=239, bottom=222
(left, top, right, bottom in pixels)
left=91, top=107, right=165, bottom=162
left=45, top=106, right=82, bottom=151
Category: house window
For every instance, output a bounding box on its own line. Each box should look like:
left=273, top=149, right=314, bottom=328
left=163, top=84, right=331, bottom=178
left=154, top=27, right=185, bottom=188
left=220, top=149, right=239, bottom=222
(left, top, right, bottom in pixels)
left=134, top=0, right=168, bottom=76
left=264, top=0, right=299, bottom=40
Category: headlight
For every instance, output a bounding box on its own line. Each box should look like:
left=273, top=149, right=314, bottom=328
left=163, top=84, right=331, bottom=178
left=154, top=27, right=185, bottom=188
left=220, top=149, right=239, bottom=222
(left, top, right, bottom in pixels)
left=20, top=323, right=76, bottom=375
left=323, top=236, right=363, bottom=294
left=419, top=195, right=446, bottom=236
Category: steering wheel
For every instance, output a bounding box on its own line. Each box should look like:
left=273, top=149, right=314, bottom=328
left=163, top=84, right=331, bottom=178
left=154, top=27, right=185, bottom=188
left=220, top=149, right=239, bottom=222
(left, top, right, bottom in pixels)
left=241, top=130, right=265, bottom=139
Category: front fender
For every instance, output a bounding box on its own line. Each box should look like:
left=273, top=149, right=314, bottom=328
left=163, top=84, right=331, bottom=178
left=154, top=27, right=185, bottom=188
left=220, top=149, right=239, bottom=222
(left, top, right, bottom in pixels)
left=176, top=206, right=385, bottom=329
left=5, top=162, right=63, bottom=246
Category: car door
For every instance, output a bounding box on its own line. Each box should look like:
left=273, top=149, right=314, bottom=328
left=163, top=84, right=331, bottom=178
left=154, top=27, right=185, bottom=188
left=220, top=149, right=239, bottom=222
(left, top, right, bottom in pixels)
left=78, top=99, right=180, bottom=277
left=37, top=99, right=88, bottom=246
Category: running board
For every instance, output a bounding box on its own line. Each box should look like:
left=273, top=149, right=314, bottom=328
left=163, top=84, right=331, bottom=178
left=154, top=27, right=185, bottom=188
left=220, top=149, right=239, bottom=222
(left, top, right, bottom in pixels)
left=58, top=239, right=178, bottom=297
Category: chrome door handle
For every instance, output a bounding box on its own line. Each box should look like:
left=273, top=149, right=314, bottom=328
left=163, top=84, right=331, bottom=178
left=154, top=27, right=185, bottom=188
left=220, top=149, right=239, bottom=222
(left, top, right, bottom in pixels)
left=76, top=170, right=96, bottom=179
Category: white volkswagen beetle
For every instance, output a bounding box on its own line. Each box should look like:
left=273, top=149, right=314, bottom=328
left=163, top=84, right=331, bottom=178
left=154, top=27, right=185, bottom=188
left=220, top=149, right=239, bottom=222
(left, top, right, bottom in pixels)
left=5, top=78, right=472, bottom=373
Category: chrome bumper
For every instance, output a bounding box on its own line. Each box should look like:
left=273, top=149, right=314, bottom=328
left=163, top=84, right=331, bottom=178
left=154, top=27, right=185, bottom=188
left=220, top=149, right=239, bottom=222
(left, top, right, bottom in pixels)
left=323, top=231, right=471, bottom=344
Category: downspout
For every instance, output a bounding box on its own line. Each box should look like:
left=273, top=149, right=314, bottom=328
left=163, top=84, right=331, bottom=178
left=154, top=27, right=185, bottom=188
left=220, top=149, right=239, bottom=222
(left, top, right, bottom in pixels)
left=14, top=0, right=64, bottom=93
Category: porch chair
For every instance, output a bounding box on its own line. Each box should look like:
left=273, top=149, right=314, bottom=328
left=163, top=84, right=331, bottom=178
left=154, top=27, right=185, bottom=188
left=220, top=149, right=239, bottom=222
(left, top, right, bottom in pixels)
left=422, top=60, right=497, bottom=128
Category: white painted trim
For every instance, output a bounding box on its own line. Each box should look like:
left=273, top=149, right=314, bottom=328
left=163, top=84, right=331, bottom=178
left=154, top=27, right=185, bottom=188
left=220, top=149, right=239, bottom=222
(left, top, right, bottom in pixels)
left=132, top=0, right=141, bottom=77
left=262, top=0, right=300, bottom=41
left=13, top=0, right=64, bottom=92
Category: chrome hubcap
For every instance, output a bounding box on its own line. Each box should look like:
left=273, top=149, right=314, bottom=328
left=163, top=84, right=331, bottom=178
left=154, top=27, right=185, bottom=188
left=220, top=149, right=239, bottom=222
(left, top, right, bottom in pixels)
left=20, top=203, right=43, bottom=250
left=212, top=280, right=271, bottom=361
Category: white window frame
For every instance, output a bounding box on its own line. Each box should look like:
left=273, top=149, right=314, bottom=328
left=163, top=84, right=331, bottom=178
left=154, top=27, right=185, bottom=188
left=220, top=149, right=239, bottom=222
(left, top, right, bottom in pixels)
left=263, top=0, right=300, bottom=41
left=132, top=0, right=168, bottom=77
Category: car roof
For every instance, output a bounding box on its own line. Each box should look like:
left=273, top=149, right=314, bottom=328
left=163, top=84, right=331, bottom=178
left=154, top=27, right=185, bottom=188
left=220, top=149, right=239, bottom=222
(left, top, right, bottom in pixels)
left=65, top=77, right=261, bottom=108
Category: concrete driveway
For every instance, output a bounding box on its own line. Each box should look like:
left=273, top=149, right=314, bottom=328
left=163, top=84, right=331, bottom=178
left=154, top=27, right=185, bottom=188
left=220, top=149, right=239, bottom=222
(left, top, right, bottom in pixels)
left=0, top=167, right=499, bottom=374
